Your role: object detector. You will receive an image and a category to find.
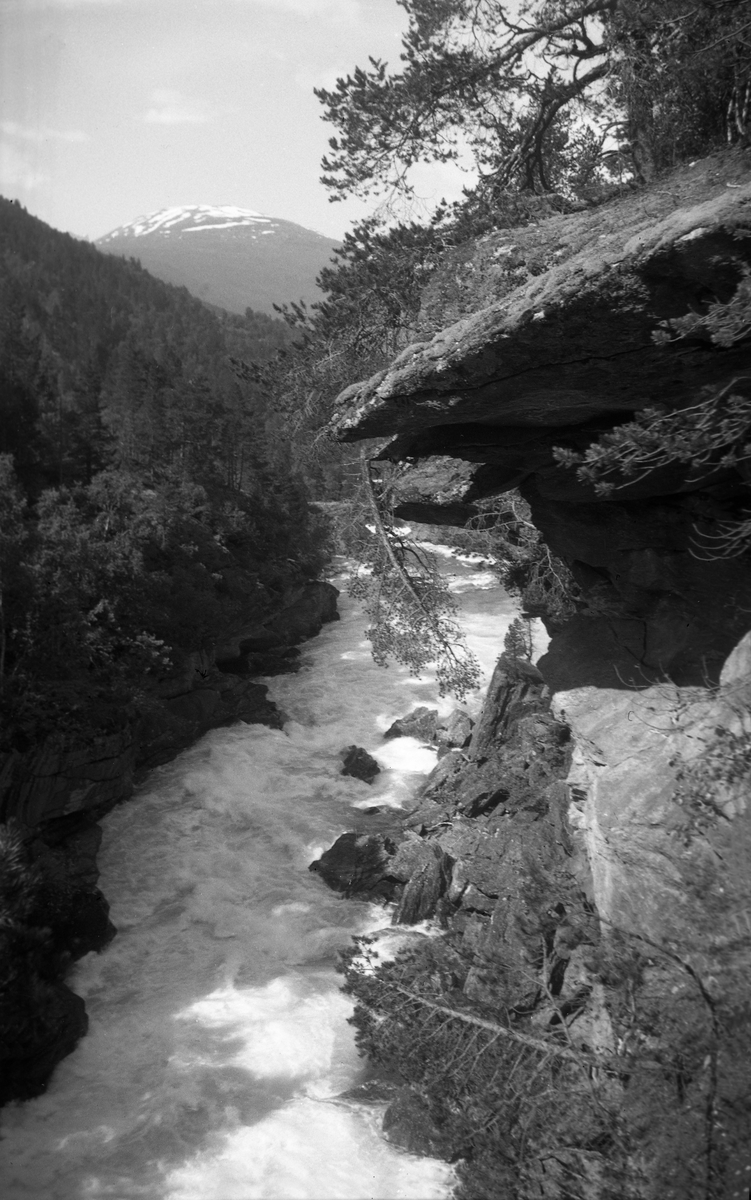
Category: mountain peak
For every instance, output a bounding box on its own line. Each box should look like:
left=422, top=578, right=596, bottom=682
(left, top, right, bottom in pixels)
left=95, top=205, right=339, bottom=315
left=97, top=205, right=275, bottom=241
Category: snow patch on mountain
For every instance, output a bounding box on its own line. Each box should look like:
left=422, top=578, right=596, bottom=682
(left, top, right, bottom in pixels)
left=99, top=205, right=274, bottom=241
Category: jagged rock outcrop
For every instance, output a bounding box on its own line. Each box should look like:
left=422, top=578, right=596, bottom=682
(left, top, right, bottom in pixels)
left=317, top=644, right=750, bottom=1198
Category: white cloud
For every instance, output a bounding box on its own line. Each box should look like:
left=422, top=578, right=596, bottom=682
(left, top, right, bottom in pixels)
left=142, top=89, right=211, bottom=126
left=0, top=142, right=50, bottom=190
left=1, top=120, right=88, bottom=144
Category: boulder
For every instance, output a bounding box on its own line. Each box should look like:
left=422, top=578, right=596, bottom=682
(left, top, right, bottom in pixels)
left=309, top=832, right=399, bottom=901
left=384, top=707, right=439, bottom=741
left=393, top=841, right=454, bottom=925
left=340, top=745, right=381, bottom=784
left=436, top=709, right=473, bottom=749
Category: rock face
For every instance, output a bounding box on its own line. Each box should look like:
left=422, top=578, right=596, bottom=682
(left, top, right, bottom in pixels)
left=316, top=645, right=751, bottom=1198
left=554, top=633, right=751, bottom=1000
left=323, top=150, right=751, bottom=1199
left=0, top=731, right=136, bottom=830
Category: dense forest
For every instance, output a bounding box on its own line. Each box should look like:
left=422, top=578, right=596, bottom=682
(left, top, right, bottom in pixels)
left=0, top=197, right=329, bottom=753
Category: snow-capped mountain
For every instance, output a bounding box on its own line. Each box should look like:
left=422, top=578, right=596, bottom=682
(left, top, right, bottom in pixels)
left=96, top=205, right=339, bottom=316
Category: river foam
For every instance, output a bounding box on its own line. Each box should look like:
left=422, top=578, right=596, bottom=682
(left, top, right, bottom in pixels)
left=0, top=557, right=521, bottom=1199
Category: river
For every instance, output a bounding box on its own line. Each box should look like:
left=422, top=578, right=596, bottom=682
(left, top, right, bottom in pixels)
left=1, top=553, right=534, bottom=1200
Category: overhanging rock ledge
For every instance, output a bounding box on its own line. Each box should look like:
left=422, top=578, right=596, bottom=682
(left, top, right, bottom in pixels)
left=329, top=150, right=751, bottom=691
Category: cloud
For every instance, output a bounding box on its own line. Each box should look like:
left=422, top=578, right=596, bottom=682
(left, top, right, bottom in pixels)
left=1, top=120, right=88, bottom=144
left=0, top=142, right=50, bottom=191
left=141, top=89, right=211, bottom=126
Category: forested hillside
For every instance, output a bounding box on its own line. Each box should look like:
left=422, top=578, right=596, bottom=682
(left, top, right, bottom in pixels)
left=0, top=197, right=327, bottom=753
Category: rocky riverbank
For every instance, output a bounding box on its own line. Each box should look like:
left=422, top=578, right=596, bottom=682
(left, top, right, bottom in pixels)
left=313, top=637, right=751, bottom=1199
left=317, top=147, right=751, bottom=1200
left=0, top=579, right=339, bottom=1104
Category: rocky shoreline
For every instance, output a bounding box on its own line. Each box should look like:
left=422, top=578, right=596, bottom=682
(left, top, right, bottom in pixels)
left=313, top=641, right=751, bottom=1199
left=0, top=579, right=339, bottom=1104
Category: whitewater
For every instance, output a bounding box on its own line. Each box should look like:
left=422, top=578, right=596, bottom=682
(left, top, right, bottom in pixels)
left=0, top=554, right=538, bottom=1200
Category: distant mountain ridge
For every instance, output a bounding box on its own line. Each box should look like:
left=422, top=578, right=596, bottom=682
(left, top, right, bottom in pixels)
left=96, top=205, right=339, bottom=316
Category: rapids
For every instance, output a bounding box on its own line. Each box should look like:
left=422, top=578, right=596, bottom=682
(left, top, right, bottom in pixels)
left=0, top=555, right=538, bottom=1200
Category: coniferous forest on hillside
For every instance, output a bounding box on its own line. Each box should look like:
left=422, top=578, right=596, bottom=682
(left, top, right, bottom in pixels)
left=0, top=197, right=329, bottom=754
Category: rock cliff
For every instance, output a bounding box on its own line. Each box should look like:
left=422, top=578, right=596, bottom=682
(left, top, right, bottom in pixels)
left=322, top=150, right=751, bottom=1199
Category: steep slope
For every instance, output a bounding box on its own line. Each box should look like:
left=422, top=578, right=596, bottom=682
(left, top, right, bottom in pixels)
left=96, top=205, right=339, bottom=315
left=320, top=149, right=751, bottom=1200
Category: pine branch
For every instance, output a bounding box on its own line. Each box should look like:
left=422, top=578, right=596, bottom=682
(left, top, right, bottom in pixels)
left=380, top=978, right=666, bottom=1073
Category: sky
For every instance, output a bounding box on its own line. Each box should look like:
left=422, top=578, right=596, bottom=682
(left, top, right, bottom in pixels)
left=0, top=0, right=471, bottom=244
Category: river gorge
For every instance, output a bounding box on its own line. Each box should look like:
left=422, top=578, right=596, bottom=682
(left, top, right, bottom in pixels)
left=0, top=554, right=518, bottom=1200
left=3, top=148, right=751, bottom=1200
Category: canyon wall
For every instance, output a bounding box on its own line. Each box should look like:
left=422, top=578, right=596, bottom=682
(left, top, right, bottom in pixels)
left=323, top=149, right=751, bottom=1198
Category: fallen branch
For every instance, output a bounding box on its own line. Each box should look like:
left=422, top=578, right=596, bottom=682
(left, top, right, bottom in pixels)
left=382, top=979, right=665, bottom=1073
